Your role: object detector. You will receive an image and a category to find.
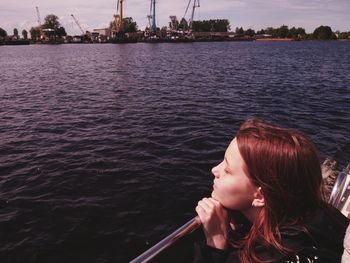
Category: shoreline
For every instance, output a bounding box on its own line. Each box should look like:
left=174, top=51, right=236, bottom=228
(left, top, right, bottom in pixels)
left=1, top=38, right=349, bottom=46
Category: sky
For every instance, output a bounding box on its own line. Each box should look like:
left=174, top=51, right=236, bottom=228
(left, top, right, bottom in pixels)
left=0, top=0, right=349, bottom=36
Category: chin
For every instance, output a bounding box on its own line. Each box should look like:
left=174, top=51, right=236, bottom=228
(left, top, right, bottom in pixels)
left=211, top=191, right=220, bottom=202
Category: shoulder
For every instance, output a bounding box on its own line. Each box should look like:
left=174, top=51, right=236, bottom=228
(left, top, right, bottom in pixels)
left=278, top=205, right=349, bottom=262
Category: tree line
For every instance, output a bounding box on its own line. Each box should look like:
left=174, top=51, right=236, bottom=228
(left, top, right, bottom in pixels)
left=0, top=27, right=28, bottom=39
left=0, top=14, right=67, bottom=43
left=234, top=25, right=350, bottom=40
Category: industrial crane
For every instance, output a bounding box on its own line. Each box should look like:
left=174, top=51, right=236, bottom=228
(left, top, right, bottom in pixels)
left=71, top=14, right=92, bottom=42
left=71, top=14, right=91, bottom=41
left=35, top=6, right=44, bottom=39
left=183, top=0, right=200, bottom=30
left=146, top=0, right=157, bottom=33
left=151, top=0, right=157, bottom=33
left=114, top=0, right=124, bottom=33
left=71, top=14, right=85, bottom=35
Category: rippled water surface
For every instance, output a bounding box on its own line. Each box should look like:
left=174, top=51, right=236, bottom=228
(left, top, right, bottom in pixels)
left=0, top=41, right=349, bottom=262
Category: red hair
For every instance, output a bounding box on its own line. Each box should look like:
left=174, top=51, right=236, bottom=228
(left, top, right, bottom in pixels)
left=235, top=118, right=324, bottom=263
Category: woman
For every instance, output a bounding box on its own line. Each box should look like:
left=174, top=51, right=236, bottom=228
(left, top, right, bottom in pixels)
left=194, top=118, right=349, bottom=263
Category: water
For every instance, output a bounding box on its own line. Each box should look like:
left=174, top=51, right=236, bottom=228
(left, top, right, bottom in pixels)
left=0, top=41, right=349, bottom=262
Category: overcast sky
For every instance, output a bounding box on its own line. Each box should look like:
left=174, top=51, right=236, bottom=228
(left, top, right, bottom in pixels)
left=0, top=0, right=349, bottom=35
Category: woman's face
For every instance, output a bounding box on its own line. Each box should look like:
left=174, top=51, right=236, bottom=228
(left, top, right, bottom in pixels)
left=211, top=138, right=258, bottom=211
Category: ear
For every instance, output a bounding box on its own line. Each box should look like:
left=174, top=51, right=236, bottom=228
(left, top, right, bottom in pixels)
left=252, top=187, right=265, bottom=207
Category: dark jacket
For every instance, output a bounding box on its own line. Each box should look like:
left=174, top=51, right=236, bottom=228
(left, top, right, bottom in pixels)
left=194, top=205, right=349, bottom=263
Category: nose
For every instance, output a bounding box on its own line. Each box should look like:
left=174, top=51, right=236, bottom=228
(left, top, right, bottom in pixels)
left=211, top=165, right=220, bottom=178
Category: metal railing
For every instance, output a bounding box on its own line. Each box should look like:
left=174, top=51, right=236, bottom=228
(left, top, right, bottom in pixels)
left=130, top=216, right=201, bottom=263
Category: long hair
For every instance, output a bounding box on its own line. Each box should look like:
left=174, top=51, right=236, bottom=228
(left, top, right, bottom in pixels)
left=235, top=118, right=324, bottom=263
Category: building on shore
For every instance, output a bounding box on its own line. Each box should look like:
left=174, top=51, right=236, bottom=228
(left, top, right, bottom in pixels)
left=92, top=28, right=112, bottom=42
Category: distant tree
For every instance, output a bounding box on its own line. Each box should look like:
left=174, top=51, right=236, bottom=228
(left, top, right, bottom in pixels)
left=22, top=29, right=28, bottom=39
left=43, top=14, right=60, bottom=31
left=109, top=17, right=138, bottom=32
left=277, top=25, right=289, bottom=38
left=0, top=27, right=7, bottom=38
left=213, top=19, right=230, bottom=32
left=258, top=26, right=306, bottom=39
left=256, top=29, right=265, bottom=35
left=56, top=27, right=67, bottom=37
left=338, top=31, right=350, bottom=39
left=13, top=28, right=19, bottom=38
left=235, top=27, right=244, bottom=35
left=192, top=20, right=211, bottom=32
left=179, top=18, right=189, bottom=30
left=123, top=17, right=138, bottom=33
left=287, top=27, right=306, bottom=39
left=245, top=28, right=255, bottom=37
left=30, top=27, right=41, bottom=41
left=192, top=19, right=230, bottom=32
left=296, top=27, right=306, bottom=37
left=42, top=14, right=66, bottom=40
left=265, top=27, right=277, bottom=37
left=313, top=25, right=333, bottom=40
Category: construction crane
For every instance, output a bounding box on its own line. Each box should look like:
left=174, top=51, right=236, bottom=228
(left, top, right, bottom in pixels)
left=183, top=0, right=200, bottom=30
left=146, top=0, right=157, bottom=33
left=114, top=0, right=124, bottom=33
left=71, top=14, right=92, bottom=42
left=151, top=0, right=156, bottom=33
left=35, top=6, right=44, bottom=39
left=71, top=14, right=86, bottom=35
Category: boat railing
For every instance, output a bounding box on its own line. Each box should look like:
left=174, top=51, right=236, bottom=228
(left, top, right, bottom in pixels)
left=130, top=216, right=201, bottom=263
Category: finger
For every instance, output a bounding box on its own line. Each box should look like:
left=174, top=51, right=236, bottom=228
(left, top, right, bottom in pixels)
left=195, top=205, right=207, bottom=222
left=201, top=198, right=215, bottom=210
left=198, top=198, right=211, bottom=211
left=208, top=197, right=222, bottom=207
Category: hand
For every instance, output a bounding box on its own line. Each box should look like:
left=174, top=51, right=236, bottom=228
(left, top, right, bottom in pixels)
left=195, top=197, right=229, bottom=249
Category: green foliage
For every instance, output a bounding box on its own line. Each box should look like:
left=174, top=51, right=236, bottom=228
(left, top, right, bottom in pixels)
left=278, top=25, right=289, bottom=38
left=57, top=27, right=67, bottom=37
left=43, top=14, right=60, bottom=31
left=22, top=29, right=28, bottom=39
left=256, top=29, right=265, bottom=35
left=42, top=14, right=66, bottom=39
left=245, top=28, right=255, bottom=37
left=313, top=25, right=334, bottom=40
left=235, top=27, right=244, bottom=35
left=123, top=17, right=138, bottom=33
left=109, top=17, right=138, bottom=33
left=288, top=27, right=306, bottom=38
left=337, top=31, right=350, bottom=39
left=249, top=25, right=306, bottom=38
left=30, top=27, right=41, bottom=41
left=0, top=27, right=7, bottom=38
left=179, top=18, right=189, bottom=30
left=13, top=28, right=18, bottom=37
left=192, top=19, right=230, bottom=32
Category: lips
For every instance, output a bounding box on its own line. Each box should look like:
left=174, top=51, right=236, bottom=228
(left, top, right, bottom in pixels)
left=213, top=179, right=218, bottom=189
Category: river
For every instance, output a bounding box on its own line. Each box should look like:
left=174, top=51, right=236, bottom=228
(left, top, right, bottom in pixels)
left=0, top=41, right=349, bottom=262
